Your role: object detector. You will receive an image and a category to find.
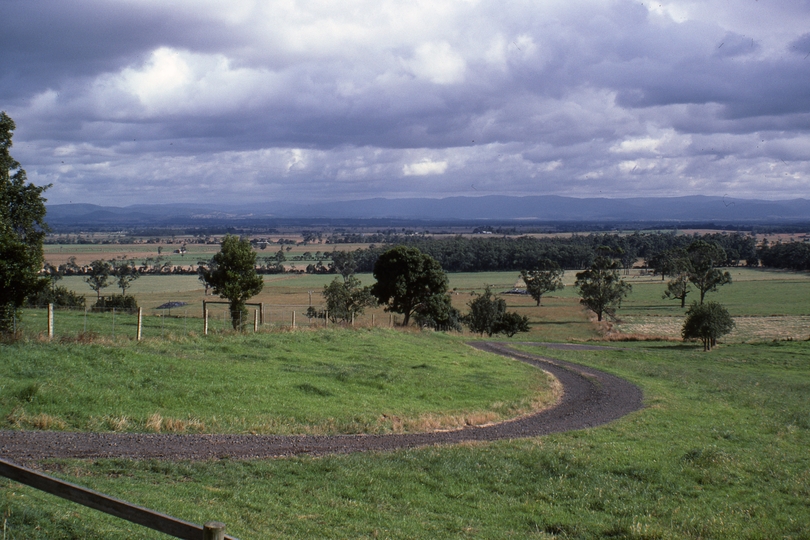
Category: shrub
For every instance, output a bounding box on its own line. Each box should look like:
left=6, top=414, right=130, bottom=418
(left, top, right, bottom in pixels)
left=26, top=285, right=86, bottom=308
left=94, top=294, right=138, bottom=311
left=682, top=301, right=735, bottom=351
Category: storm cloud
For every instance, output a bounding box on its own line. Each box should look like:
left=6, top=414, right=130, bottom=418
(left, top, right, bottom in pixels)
left=1, top=0, right=808, bottom=205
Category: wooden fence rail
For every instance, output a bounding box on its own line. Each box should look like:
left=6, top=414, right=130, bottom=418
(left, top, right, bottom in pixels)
left=0, top=458, right=238, bottom=540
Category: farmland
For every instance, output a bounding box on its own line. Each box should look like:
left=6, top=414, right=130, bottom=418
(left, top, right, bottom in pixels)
left=2, top=240, right=810, bottom=538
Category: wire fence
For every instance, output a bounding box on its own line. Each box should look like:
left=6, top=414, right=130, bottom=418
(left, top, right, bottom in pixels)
left=13, top=306, right=401, bottom=341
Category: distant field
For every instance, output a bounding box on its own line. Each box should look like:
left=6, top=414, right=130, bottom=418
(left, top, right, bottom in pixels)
left=43, top=242, right=361, bottom=268
left=23, top=267, right=810, bottom=343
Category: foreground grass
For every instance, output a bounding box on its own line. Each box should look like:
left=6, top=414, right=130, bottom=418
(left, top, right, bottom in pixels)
left=2, top=340, right=809, bottom=538
left=0, top=329, right=552, bottom=435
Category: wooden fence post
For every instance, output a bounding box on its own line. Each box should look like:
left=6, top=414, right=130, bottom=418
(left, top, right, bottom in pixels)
left=371, top=313, right=375, bottom=327
left=137, top=307, right=143, bottom=341
left=204, top=521, right=226, bottom=540
left=259, top=302, right=264, bottom=325
left=204, top=309, right=209, bottom=336
left=292, top=310, right=296, bottom=329
left=253, top=309, right=258, bottom=332
left=47, top=303, right=54, bottom=340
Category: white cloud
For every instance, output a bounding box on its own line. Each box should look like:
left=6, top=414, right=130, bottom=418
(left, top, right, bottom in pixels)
left=407, top=42, right=466, bottom=85
left=402, top=159, right=449, bottom=176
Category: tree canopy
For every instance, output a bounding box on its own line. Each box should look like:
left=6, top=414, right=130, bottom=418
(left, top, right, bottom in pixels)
left=370, top=246, right=448, bottom=326
left=686, top=241, right=732, bottom=304
left=464, top=286, right=530, bottom=337
left=203, top=234, right=264, bottom=329
left=682, top=301, right=735, bottom=351
left=575, top=256, right=632, bottom=322
left=520, top=259, right=564, bottom=306
left=321, top=275, right=376, bottom=323
left=84, top=260, right=112, bottom=301
left=0, top=112, right=50, bottom=333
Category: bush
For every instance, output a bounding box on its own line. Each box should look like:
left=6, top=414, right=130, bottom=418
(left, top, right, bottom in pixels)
left=464, top=286, right=530, bottom=337
left=93, top=294, right=138, bottom=311
left=26, top=285, right=86, bottom=308
left=682, top=301, right=735, bottom=351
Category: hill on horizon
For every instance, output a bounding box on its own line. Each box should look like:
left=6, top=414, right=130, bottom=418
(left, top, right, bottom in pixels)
left=44, top=195, right=810, bottom=228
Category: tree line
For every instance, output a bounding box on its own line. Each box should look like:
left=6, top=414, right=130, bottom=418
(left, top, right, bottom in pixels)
left=334, top=232, right=760, bottom=274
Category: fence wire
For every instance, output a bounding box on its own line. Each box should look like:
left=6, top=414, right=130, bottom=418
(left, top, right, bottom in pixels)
left=14, top=306, right=400, bottom=340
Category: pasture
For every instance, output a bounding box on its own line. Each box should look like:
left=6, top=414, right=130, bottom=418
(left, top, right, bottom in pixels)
left=1, top=339, right=808, bottom=538
left=0, top=330, right=554, bottom=436
left=3, top=262, right=810, bottom=538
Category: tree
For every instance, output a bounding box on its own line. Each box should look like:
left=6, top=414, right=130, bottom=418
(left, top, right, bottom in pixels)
left=648, top=248, right=686, bottom=281
left=0, top=112, right=50, bottom=333
left=464, top=286, right=530, bottom=337
left=112, top=259, right=140, bottom=295
left=520, top=259, right=564, bottom=306
left=465, top=286, right=505, bottom=336
left=575, top=256, right=632, bottom=322
left=686, top=241, right=732, bottom=304
left=663, top=274, right=691, bottom=308
left=371, top=246, right=448, bottom=326
left=330, top=250, right=357, bottom=280
left=197, top=259, right=214, bottom=295
left=493, top=311, right=531, bottom=337
left=321, top=275, right=376, bottom=323
left=682, top=301, right=735, bottom=351
left=661, top=250, right=692, bottom=308
left=412, top=292, right=462, bottom=332
left=203, top=235, right=264, bottom=329
left=84, top=260, right=112, bottom=301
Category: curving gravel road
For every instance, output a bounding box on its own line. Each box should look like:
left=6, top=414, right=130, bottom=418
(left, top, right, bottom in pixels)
left=0, top=342, right=643, bottom=462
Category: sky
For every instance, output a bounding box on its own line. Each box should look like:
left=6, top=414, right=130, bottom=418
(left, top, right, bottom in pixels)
left=2, top=0, right=809, bottom=206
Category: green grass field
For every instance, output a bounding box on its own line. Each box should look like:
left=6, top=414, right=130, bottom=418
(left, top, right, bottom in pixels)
left=2, top=339, right=808, bottom=538
left=3, top=267, right=810, bottom=537
left=0, top=330, right=553, bottom=435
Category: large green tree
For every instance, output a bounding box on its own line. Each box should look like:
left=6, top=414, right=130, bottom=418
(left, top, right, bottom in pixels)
left=520, top=259, right=564, bottom=306
left=575, top=256, right=632, bottom=322
left=203, top=235, right=264, bottom=329
left=0, top=112, right=50, bottom=333
left=370, top=246, right=448, bottom=326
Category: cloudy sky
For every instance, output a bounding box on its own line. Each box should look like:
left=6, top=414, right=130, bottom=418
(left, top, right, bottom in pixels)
left=2, top=0, right=809, bottom=206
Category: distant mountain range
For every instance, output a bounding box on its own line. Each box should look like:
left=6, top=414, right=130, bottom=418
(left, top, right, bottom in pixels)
left=44, top=195, right=810, bottom=228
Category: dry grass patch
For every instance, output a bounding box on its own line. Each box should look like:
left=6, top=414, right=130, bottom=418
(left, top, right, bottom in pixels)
left=616, top=315, right=810, bottom=342
left=7, top=410, right=67, bottom=430
left=143, top=413, right=205, bottom=433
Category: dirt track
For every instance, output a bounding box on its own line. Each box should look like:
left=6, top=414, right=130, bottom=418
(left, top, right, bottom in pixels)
left=0, top=342, right=643, bottom=462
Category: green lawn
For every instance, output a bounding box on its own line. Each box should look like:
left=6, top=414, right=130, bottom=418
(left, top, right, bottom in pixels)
left=0, top=330, right=553, bottom=436
left=2, top=340, right=808, bottom=538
